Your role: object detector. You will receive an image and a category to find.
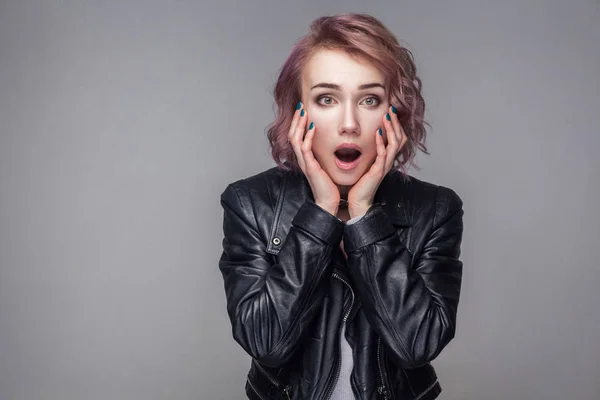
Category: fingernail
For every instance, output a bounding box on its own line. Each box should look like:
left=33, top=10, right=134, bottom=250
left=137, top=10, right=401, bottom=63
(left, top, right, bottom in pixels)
left=300, top=109, right=305, bottom=117
left=308, top=122, right=314, bottom=130
left=391, top=105, right=397, bottom=114
left=378, top=128, right=382, bottom=136
left=386, top=113, right=391, bottom=121
left=296, top=101, right=302, bottom=110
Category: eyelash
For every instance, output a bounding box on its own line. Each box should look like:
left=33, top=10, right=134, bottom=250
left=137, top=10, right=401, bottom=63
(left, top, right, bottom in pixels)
left=316, top=95, right=382, bottom=107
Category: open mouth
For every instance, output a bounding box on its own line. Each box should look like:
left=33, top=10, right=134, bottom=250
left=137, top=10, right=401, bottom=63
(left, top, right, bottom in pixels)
left=334, top=147, right=362, bottom=170
left=334, top=148, right=361, bottom=163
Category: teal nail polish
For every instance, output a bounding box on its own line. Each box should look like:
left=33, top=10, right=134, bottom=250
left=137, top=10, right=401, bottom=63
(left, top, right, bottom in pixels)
left=391, top=105, right=397, bottom=114
left=309, top=122, right=314, bottom=130
left=296, top=101, right=302, bottom=110
left=378, top=128, right=382, bottom=136
left=300, top=109, right=305, bottom=117
left=386, top=113, right=391, bottom=121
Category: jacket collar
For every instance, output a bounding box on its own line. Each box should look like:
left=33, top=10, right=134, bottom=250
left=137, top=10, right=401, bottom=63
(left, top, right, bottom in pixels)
left=266, top=167, right=414, bottom=255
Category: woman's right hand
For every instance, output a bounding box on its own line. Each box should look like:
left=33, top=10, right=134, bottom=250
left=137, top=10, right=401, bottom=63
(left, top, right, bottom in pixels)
left=288, top=102, right=340, bottom=215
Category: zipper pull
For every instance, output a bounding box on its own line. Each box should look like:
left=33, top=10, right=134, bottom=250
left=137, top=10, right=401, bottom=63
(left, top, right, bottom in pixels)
left=283, top=385, right=291, bottom=399
left=378, top=385, right=392, bottom=399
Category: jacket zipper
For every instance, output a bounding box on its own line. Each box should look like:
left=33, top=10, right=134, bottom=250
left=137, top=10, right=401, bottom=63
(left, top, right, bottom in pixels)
left=377, top=337, right=392, bottom=399
left=324, top=271, right=355, bottom=400
left=252, top=359, right=292, bottom=399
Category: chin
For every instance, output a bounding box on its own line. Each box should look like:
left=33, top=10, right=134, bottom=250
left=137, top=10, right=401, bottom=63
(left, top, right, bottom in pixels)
left=327, top=165, right=366, bottom=186
left=332, top=176, right=359, bottom=187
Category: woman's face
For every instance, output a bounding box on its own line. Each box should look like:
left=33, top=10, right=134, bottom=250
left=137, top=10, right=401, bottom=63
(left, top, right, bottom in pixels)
left=300, top=48, right=389, bottom=196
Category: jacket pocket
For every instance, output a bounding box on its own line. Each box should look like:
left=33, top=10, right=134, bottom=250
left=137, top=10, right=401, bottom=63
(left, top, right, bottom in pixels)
left=401, top=363, right=439, bottom=400
left=250, top=359, right=292, bottom=400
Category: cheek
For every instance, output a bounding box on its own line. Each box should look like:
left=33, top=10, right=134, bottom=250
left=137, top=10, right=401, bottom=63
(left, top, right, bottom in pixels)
left=308, top=124, right=327, bottom=157
left=307, top=108, right=334, bottom=128
left=306, top=109, right=333, bottom=147
left=358, top=114, right=383, bottom=133
left=357, top=114, right=383, bottom=140
left=363, top=133, right=383, bottom=162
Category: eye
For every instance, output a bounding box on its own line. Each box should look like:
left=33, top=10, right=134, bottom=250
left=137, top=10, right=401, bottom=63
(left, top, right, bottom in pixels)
left=361, top=96, right=381, bottom=107
left=317, top=95, right=335, bottom=106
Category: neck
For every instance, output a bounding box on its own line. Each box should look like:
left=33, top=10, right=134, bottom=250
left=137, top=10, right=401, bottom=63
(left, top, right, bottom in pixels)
left=336, top=206, right=351, bottom=222
left=338, top=185, right=350, bottom=200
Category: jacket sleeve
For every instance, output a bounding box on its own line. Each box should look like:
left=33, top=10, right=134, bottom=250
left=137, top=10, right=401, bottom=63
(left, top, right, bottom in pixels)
left=218, top=183, right=344, bottom=368
left=343, top=186, right=464, bottom=369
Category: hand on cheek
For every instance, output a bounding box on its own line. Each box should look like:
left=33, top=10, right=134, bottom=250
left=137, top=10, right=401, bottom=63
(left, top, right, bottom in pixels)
left=381, top=126, right=389, bottom=147
left=347, top=105, right=407, bottom=218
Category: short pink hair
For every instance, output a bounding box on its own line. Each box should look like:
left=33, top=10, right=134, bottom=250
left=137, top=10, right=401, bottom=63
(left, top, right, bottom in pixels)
left=266, top=13, right=429, bottom=175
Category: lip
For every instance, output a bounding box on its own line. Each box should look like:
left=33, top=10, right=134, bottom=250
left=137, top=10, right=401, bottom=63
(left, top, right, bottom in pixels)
left=335, top=142, right=363, bottom=152
left=335, top=154, right=362, bottom=170
left=334, top=142, right=363, bottom=171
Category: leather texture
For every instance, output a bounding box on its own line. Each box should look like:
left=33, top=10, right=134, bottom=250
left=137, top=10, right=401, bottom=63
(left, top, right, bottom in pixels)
left=218, top=164, right=464, bottom=400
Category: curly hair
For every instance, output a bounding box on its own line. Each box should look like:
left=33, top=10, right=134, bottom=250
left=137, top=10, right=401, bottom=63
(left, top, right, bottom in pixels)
left=266, top=13, right=429, bottom=175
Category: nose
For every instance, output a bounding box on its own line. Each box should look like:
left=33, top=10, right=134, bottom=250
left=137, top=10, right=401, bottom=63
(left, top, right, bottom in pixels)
left=339, top=104, right=359, bottom=135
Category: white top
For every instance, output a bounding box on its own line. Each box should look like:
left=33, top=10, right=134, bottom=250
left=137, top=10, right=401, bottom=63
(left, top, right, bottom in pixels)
left=330, top=214, right=362, bottom=399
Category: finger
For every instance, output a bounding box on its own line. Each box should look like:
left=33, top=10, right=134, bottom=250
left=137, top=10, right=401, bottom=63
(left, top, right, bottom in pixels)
left=383, top=110, right=399, bottom=148
left=389, top=105, right=407, bottom=151
left=389, top=105, right=402, bottom=143
left=372, top=129, right=388, bottom=176
left=382, top=112, right=400, bottom=169
left=301, top=122, right=320, bottom=171
left=293, top=107, right=308, bottom=144
left=287, top=101, right=303, bottom=141
left=291, top=108, right=308, bottom=171
left=389, top=106, right=407, bottom=169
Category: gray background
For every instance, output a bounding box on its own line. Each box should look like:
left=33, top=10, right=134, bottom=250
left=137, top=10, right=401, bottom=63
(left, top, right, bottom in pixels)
left=1, top=0, right=599, bottom=399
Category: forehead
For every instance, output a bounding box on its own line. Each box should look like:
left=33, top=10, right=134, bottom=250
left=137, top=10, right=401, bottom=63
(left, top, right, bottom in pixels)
left=301, top=48, right=384, bottom=88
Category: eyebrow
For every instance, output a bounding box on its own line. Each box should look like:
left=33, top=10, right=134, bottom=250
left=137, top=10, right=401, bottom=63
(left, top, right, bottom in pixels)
left=310, top=82, right=385, bottom=90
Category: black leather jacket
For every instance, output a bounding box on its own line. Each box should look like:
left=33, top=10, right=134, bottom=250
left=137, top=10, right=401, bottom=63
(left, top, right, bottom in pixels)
left=218, top=165, right=464, bottom=400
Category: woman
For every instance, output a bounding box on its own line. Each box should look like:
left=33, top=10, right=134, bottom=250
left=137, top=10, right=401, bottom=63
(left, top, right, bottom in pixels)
left=219, top=13, right=464, bottom=400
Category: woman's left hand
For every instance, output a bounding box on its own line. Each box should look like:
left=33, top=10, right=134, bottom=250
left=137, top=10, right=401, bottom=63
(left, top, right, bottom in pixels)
left=347, top=106, right=408, bottom=219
